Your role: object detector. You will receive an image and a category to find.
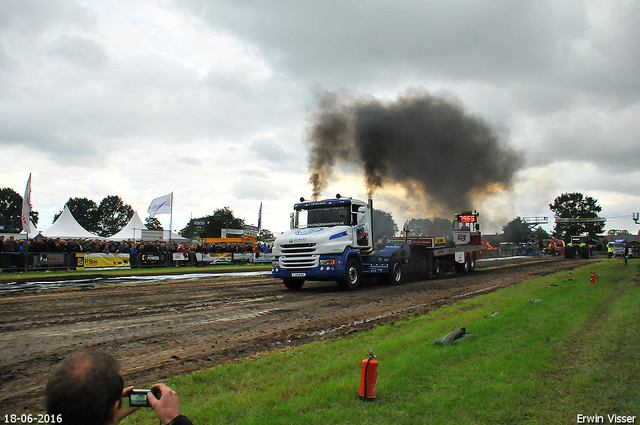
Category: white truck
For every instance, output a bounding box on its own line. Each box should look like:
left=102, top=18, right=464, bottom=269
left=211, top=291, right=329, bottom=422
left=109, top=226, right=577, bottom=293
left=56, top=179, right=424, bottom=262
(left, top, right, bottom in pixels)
left=612, top=239, right=627, bottom=257
left=271, top=195, right=483, bottom=290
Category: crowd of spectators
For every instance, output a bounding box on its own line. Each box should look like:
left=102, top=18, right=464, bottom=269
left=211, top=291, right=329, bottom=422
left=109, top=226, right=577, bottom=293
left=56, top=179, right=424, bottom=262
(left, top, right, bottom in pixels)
left=0, top=234, right=273, bottom=272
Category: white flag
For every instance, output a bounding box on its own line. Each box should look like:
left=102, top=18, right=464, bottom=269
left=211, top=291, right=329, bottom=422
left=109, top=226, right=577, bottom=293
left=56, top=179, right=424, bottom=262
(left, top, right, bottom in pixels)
left=147, top=193, right=173, bottom=218
left=21, top=173, right=32, bottom=234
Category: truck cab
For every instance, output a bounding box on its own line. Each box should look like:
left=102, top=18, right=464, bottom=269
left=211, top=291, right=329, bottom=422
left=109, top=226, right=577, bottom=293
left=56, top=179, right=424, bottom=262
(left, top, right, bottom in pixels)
left=272, top=196, right=372, bottom=290
left=612, top=239, right=627, bottom=257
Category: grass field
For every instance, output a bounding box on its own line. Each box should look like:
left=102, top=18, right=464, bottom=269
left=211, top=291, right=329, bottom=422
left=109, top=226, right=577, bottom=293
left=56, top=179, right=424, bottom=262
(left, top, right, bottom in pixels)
left=122, top=260, right=639, bottom=424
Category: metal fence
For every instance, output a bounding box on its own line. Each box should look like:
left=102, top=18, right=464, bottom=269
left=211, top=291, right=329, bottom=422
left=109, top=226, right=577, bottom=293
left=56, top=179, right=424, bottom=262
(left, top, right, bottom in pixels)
left=0, top=251, right=271, bottom=273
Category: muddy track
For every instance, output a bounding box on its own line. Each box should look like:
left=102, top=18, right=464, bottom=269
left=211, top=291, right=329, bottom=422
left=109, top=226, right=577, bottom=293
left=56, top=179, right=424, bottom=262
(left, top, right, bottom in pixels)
left=0, top=257, right=598, bottom=414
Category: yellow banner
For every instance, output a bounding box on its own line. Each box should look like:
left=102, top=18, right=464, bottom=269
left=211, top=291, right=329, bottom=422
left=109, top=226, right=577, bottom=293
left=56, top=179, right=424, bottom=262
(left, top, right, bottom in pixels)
left=76, top=253, right=130, bottom=270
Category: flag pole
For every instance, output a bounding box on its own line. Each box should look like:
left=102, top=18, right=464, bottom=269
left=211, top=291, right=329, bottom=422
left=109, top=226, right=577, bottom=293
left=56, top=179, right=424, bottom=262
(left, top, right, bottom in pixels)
left=169, top=192, right=173, bottom=243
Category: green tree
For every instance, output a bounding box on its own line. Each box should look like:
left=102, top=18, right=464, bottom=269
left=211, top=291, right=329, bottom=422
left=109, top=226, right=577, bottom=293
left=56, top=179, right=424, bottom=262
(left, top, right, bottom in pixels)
left=549, top=192, right=605, bottom=242
left=503, top=217, right=530, bottom=244
left=530, top=227, right=550, bottom=244
left=372, top=209, right=397, bottom=244
left=98, top=195, right=134, bottom=237
left=256, top=229, right=274, bottom=242
left=0, top=187, right=39, bottom=232
left=179, top=208, right=244, bottom=239
left=54, top=197, right=100, bottom=232
left=145, top=217, right=163, bottom=230
left=0, top=187, right=38, bottom=233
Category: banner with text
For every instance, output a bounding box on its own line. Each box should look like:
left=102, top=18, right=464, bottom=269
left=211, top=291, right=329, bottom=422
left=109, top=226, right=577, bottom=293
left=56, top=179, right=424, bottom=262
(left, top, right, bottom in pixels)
left=76, top=253, right=131, bottom=270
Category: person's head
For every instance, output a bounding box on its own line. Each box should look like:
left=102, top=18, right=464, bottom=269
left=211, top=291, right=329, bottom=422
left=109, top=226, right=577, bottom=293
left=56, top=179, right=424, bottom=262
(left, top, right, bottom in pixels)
left=45, top=349, right=124, bottom=425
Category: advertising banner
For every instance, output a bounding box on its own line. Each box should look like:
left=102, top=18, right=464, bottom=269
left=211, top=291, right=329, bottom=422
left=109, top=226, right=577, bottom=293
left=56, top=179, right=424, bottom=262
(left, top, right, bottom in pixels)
left=244, top=225, right=258, bottom=238
left=142, top=230, right=164, bottom=240
left=195, top=253, right=232, bottom=264
left=253, top=253, right=276, bottom=264
left=139, top=253, right=166, bottom=266
left=38, top=252, right=67, bottom=266
left=173, top=253, right=190, bottom=262
left=232, top=253, right=253, bottom=263
left=76, top=253, right=130, bottom=270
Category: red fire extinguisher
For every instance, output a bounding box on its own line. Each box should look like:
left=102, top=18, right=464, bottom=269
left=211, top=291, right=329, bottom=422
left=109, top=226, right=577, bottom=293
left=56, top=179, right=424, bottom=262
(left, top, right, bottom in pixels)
left=359, top=347, right=378, bottom=400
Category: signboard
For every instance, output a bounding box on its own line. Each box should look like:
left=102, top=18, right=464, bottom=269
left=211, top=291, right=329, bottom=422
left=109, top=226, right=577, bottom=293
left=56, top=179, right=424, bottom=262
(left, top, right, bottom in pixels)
left=221, top=229, right=244, bottom=238
left=173, top=253, right=190, bottom=262
left=555, top=217, right=606, bottom=223
left=195, top=253, right=232, bottom=264
left=458, top=214, right=477, bottom=223
left=141, top=230, right=164, bottom=240
left=244, top=225, right=259, bottom=238
left=38, top=253, right=67, bottom=266
left=140, top=254, right=166, bottom=266
left=193, top=220, right=205, bottom=226
left=388, top=237, right=434, bottom=247
left=254, top=253, right=276, bottom=264
left=76, top=253, right=130, bottom=270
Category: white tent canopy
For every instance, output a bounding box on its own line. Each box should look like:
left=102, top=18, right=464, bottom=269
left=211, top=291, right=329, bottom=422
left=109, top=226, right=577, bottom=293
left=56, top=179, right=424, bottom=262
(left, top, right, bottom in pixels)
left=19, top=220, right=39, bottom=238
left=40, top=206, right=101, bottom=239
left=106, top=211, right=148, bottom=241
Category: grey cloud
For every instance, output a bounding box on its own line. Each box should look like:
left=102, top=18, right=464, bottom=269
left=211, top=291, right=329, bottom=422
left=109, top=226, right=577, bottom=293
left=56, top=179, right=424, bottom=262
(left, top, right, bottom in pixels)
left=240, top=169, right=268, bottom=179
left=0, top=0, right=94, bottom=35
left=231, top=177, right=287, bottom=201
left=176, top=1, right=583, bottom=82
left=248, top=139, right=292, bottom=163
left=176, top=156, right=203, bottom=166
left=174, top=1, right=640, bottom=115
left=49, top=34, right=109, bottom=69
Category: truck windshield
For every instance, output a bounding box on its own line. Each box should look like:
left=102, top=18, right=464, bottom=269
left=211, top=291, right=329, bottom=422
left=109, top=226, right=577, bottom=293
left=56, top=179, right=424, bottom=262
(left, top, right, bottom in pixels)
left=296, top=205, right=350, bottom=228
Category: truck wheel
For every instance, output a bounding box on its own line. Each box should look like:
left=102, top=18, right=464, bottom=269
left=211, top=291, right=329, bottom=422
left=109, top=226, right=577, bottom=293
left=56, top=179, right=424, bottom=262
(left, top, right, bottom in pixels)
left=283, top=278, right=305, bottom=290
left=468, top=253, right=476, bottom=272
left=463, top=254, right=471, bottom=272
left=388, top=257, right=403, bottom=285
left=340, top=258, right=361, bottom=291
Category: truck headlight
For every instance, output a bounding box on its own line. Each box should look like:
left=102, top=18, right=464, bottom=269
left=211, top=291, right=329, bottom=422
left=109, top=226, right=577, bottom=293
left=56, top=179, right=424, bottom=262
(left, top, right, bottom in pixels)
left=319, top=259, right=335, bottom=265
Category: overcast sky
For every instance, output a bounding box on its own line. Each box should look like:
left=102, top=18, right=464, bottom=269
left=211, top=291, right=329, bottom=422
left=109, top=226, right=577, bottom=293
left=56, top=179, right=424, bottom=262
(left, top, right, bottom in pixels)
left=1, top=0, right=639, bottom=236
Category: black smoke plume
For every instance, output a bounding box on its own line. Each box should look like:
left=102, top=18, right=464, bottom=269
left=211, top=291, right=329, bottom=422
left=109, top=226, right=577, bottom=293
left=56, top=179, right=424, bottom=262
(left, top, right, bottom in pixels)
left=306, top=87, right=524, bottom=214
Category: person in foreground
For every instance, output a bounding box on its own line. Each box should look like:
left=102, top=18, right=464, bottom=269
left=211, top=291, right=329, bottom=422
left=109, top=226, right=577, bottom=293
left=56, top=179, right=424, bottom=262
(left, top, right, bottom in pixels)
left=45, top=349, right=193, bottom=425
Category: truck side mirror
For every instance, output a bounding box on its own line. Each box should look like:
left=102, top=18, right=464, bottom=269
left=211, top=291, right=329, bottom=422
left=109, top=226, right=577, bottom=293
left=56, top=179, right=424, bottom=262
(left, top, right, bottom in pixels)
left=356, top=206, right=368, bottom=224
left=290, top=212, right=294, bottom=229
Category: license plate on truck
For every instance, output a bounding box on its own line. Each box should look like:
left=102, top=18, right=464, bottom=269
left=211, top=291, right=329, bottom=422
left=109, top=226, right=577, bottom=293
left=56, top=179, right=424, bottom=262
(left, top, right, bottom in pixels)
left=292, top=273, right=306, bottom=277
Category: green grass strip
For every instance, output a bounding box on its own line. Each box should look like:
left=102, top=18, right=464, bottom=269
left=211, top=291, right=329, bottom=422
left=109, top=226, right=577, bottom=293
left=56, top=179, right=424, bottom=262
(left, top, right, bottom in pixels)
left=123, top=260, right=640, bottom=425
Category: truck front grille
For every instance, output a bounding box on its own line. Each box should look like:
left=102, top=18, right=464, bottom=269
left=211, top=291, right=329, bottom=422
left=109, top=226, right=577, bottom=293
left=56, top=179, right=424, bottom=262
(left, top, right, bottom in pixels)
left=278, top=243, right=317, bottom=269
left=279, top=243, right=316, bottom=254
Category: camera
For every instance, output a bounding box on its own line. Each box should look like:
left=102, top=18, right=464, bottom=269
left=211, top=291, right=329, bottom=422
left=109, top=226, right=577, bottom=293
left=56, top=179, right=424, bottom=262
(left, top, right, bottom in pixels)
left=128, top=388, right=160, bottom=407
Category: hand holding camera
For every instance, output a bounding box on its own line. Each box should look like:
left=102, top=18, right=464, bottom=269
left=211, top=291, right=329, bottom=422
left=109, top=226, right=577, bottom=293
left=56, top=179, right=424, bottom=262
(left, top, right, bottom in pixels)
left=128, top=387, right=161, bottom=407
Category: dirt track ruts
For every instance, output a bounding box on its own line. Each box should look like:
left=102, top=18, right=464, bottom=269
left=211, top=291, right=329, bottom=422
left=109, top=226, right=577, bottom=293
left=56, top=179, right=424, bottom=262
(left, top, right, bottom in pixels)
left=0, top=256, right=597, bottom=415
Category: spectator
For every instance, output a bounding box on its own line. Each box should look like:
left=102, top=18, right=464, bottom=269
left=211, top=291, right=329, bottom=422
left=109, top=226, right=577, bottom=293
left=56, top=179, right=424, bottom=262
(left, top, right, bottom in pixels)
left=45, top=349, right=193, bottom=425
